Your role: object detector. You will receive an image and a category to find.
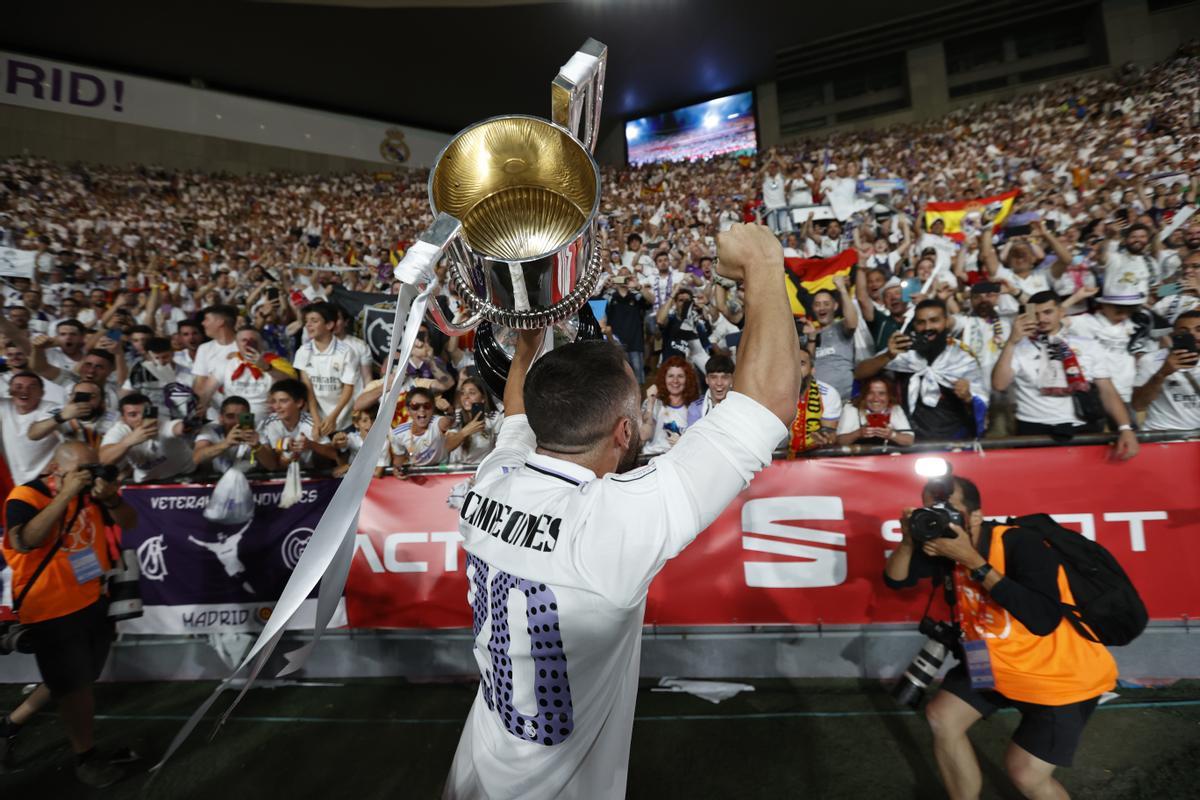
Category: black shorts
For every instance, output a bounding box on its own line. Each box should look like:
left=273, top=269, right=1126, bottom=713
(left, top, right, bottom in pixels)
left=28, top=601, right=114, bottom=696
left=939, top=664, right=1100, bottom=767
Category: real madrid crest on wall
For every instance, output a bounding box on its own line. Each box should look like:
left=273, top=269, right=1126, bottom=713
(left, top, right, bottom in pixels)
left=379, top=128, right=411, bottom=164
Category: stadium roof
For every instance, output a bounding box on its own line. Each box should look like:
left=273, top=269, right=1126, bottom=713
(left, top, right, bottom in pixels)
left=6, top=0, right=954, bottom=136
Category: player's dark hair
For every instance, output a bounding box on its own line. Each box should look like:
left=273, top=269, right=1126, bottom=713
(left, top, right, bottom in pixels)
left=146, top=337, right=172, bottom=354
left=1176, top=309, right=1200, bottom=326
left=524, top=340, right=638, bottom=451
left=1028, top=290, right=1059, bottom=306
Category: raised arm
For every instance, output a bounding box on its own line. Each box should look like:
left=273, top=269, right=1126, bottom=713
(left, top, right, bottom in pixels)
left=719, top=223, right=800, bottom=424
left=992, top=312, right=1035, bottom=392
left=503, top=329, right=546, bottom=418
left=979, top=226, right=1001, bottom=276
left=834, top=274, right=858, bottom=333
left=854, top=260, right=876, bottom=324
left=1033, top=219, right=1072, bottom=280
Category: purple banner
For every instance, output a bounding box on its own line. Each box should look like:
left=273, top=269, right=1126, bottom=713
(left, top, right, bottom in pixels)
left=119, top=478, right=344, bottom=633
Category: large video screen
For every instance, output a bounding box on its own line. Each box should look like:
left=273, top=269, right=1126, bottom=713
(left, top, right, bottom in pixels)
left=625, top=91, right=757, bottom=166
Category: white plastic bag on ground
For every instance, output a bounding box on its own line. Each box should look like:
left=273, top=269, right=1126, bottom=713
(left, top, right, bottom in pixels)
left=203, top=464, right=255, bottom=524
left=278, top=460, right=303, bottom=509
left=651, top=678, right=756, bottom=704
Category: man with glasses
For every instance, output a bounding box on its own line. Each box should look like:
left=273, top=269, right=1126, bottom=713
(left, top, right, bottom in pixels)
left=389, top=387, right=479, bottom=476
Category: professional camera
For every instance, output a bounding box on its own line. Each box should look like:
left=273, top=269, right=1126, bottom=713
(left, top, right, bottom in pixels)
left=909, top=501, right=965, bottom=543
left=81, top=463, right=120, bottom=484
left=892, top=616, right=961, bottom=709
left=0, top=621, right=34, bottom=656
left=105, top=549, right=143, bottom=622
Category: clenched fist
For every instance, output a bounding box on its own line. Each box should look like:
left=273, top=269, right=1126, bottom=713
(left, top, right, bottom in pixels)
left=715, top=223, right=782, bottom=283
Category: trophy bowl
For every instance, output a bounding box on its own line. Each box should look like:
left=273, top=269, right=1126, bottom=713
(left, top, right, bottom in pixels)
left=428, top=114, right=603, bottom=331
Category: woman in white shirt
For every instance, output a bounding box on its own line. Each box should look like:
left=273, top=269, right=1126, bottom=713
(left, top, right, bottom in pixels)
left=449, top=377, right=503, bottom=465
left=836, top=375, right=914, bottom=446
left=639, top=355, right=701, bottom=455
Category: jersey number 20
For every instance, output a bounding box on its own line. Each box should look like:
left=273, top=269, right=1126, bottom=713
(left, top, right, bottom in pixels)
left=467, top=554, right=575, bottom=746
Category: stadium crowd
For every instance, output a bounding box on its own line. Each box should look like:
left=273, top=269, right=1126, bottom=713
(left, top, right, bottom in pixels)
left=0, top=52, right=1199, bottom=484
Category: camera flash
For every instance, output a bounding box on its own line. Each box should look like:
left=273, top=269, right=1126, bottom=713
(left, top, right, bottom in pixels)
left=914, top=457, right=949, bottom=478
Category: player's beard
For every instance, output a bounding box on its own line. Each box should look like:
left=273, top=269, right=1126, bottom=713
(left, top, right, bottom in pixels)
left=615, top=418, right=642, bottom=474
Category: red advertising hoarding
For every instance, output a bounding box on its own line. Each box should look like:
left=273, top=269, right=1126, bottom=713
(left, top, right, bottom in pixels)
left=345, top=441, right=1199, bottom=629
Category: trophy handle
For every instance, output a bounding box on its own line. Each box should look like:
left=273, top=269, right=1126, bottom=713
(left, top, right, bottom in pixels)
left=394, top=212, right=483, bottom=336
left=551, top=38, right=607, bottom=153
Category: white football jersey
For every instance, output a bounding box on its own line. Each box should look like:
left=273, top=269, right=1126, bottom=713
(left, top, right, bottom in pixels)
left=443, top=392, right=784, bottom=800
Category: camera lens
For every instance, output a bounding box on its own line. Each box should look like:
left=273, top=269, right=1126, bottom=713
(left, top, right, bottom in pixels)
left=909, top=508, right=948, bottom=542
left=892, top=637, right=950, bottom=709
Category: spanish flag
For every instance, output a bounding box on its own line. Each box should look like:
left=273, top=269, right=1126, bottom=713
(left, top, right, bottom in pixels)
left=783, top=249, right=857, bottom=318
left=924, top=189, right=1020, bottom=241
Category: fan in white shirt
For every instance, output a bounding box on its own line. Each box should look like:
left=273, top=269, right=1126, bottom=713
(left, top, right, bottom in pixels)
left=333, top=309, right=375, bottom=385
left=992, top=291, right=1139, bottom=459
left=1097, top=225, right=1165, bottom=299
left=619, top=233, right=654, bottom=276
left=1132, top=311, right=1200, bottom=431
left=951, top=282, right=1013, bottom=395
left=836, top=375, right=914, bottom=446
left=389, top=387, right=480, bottom=473
left=190, top=305, right=239, bottom=416
left=1066, top=295, right=1146, bottom=402
left=98, top=394, right=195, bottom=483
left=193, top=397, right=261, bottom=475
left=217, top=328, right=293, bottom=418
left=250, top=379, right=338, bottom=471
left=331, top=407, right=390, bottom=478
left=293, top=303, right=359, bottom=436
left=0, top=372, right=60, bottom=483
left=442, top=223, right=799, bottom=800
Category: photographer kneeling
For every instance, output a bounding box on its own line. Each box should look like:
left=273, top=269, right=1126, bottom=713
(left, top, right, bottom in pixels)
left=884, top=476, right=1116, bottom=800
left=0, top=442, right=137, bottom=787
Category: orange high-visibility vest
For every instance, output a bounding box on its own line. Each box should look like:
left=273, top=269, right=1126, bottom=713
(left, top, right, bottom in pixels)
left=955, top=525, right=1117, bottom=705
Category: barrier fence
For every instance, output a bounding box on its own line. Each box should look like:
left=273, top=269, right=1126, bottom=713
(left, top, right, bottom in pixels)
left=8, top=433, right=1187, bottom=635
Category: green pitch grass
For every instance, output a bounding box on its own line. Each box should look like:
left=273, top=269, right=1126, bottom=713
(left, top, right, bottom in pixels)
left=1, top=678, right=1197, bottom=798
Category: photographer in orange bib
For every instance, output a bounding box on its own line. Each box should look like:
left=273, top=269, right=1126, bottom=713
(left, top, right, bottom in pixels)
left=885, top=474, right=1118, bottom=800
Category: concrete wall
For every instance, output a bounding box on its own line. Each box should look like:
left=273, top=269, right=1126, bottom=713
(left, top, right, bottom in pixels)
left=0, top=104, right=400, bottom=175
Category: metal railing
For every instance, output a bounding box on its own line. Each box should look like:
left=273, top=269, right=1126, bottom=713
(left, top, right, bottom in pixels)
left=128, top=428, right=1200, bottom=485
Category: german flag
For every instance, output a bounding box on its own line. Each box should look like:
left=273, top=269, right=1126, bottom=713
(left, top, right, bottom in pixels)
left=783, top=249, right=857, bottom=318
left=924, top=189, right=1020, bottom=241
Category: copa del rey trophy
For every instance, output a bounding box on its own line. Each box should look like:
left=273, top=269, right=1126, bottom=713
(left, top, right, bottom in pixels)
left=395, top=39, right=608, bottom=396
left=154, top=40, right=612, bottom=773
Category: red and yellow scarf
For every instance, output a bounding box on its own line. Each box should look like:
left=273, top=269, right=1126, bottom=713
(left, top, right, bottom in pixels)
left=788, top=379, right=824, bottom=457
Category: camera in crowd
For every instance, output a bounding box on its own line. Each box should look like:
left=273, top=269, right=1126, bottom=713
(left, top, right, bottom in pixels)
left=909, top=502, right=965, bottom=544
left=81, top=462, right=120, bottom=485
left=0, top=620, right=35, bottom=656
left=892, top=616, right=961, bottom=709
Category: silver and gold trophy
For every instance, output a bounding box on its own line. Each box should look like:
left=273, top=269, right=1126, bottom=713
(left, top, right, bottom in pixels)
left=396, top=39, right=608, bottom=395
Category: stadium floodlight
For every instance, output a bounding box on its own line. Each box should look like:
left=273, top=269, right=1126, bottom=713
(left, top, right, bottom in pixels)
left=626, top=122, right=640, bottom=140
left=913, top=457, right=949, bottom=478
left=702, top=113, right=718, bottom=129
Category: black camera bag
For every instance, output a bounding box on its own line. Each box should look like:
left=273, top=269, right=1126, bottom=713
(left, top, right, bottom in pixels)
left=1008, top=514, right=1148, bottom=646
